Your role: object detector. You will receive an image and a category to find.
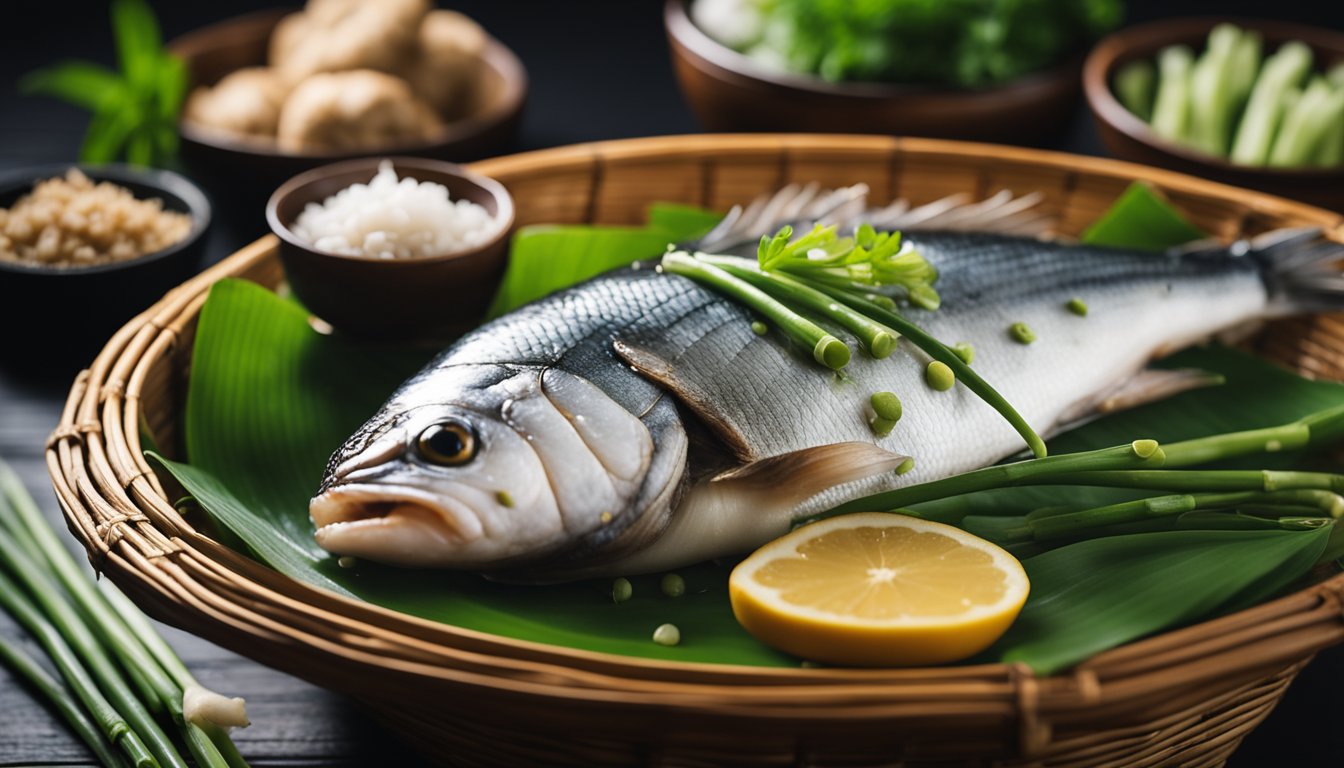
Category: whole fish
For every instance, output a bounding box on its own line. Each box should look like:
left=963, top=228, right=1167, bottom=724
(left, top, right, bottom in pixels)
left=309, top=193, right=1343, bottom=581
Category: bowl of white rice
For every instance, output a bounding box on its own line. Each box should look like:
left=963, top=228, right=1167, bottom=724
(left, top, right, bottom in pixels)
left=267, top=156, right=514, bottom=336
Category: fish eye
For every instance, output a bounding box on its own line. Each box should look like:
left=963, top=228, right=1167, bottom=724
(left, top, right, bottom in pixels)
left=416, top=421, right=477, bottom=467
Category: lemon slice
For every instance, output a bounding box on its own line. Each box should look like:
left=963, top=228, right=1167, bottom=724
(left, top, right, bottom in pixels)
left=729, top=513, right=1029, bottom=666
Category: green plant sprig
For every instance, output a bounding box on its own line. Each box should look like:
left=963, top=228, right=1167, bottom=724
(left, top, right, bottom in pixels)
left=21, top=0, right=185, bottom=166
left=756, top=223, right=941, bottom=309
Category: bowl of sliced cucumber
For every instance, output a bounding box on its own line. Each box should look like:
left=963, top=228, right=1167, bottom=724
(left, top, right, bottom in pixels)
left=1085, top=17, right=1344, bottom=212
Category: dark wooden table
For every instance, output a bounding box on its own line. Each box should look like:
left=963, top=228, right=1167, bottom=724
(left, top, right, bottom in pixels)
left=2, top=1, right=1343, bottom=765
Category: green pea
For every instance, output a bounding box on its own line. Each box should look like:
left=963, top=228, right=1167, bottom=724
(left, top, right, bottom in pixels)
left=751, top=321, right=768, bottom=336
left=895, top=457, right=915, bottom=475
left=869, top=416, right=897, bottom=437
left=870, top=392, right=902, bottom=421
left=1066, top=297, right=1088, bottom=316
left=1009, top=322, right=1037, bottom=344
left=925, top=361, right=955, bottom=391
left=952, top=342, right=975, bottom=365
left=612, top=577, right=633, bottom=604
left=652, top=623, right=681, bottom=646
left=661, top=573, right=685, bottom=598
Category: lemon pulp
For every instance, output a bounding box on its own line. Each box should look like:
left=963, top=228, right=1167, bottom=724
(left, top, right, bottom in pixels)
left=729, top=513, right=1029, bottom=666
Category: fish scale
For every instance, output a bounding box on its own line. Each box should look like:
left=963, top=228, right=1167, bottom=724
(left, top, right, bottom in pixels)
left=313, top=229, right=1318, bottom=579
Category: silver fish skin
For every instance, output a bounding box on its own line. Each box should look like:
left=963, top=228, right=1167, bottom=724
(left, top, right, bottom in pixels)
left=310, top=229, right=1328, bottom=580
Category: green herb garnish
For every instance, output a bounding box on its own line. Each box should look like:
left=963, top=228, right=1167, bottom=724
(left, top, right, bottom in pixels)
left=652, top=623, right=681, bottom=646
left=1009, top=321, right=1037, bottom=344
left=22, top=0, right=187, bottom=166
left=660, top=573, right=686, bottom=598
left=722, top=0, right=1122, bottom=89
left=870, top=392, right=902, bottom=421
left=924, top=361, right=955, bottom=391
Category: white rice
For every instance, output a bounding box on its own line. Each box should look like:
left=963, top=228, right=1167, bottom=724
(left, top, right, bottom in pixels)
left=292, top=161, right=495, bottom=259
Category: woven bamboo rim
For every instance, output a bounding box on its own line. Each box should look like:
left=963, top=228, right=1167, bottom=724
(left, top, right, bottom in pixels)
left=47, top=135, right=1344, bottom=767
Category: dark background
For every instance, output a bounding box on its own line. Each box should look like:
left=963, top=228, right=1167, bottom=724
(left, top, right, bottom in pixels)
left=2, top=1, right=1343, bottom=765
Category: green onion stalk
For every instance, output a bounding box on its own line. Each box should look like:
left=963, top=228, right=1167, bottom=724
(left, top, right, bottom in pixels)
left=814, top=439, right=1166, bottom=523
left=661, top=252, right=850, bottom=369
left=814, top=407, right=1344, bottom=558
left=0, top=461, right=249, bottom=768
left=0, top=571, right=150, bottom=767
left=1025, top=489, right=1344, bottom=542
left=661, top=223, right=1047, bottom=458
left=0, top=631, right=131, bottom=768
left=691, top=254, right=899, bottom=357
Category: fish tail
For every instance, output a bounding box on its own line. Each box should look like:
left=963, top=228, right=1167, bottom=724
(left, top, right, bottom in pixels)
left=1242, top=227, right=1344, bottom=315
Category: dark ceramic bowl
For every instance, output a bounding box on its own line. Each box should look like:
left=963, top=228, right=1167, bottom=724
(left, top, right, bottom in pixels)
left=168, top=9, right=527, bottom=227
left=0, top=164, right=210, bottom=370
left=1085, top=17, right=1344, bottom=212
left=664, top=0, right=1083, bottom=145
left=266, top=157, right=514, bottom=338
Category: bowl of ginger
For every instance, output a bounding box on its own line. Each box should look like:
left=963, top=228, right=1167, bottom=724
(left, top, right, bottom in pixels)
left=0, top=164, right=210, bottom=370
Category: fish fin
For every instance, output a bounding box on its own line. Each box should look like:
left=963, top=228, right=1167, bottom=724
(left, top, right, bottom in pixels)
left=1235, top=227, right=1344, bottom=315
left=694, top=186, right=1054, bottom=252
left=613, top=338, right=759, bottom=462
left=1056, top=368, right=1226, bottom=427
left=711, top=442, right=910, bottom=503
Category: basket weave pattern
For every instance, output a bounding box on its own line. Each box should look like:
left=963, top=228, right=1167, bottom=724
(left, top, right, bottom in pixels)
left=47, top=135, right=1344, bottom=767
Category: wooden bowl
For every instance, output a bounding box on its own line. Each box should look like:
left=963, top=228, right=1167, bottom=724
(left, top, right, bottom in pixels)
left=1084, top=17, right=1344, bottom=212
left=0, top=164, right=210, bottom=371
left=168, top=9, right=527, bottom=219
left=266, top=157, right=513, bottom=337
left=50, top=135, right=1344, bottom=767
left=664, top=0, right=1082, bottom=144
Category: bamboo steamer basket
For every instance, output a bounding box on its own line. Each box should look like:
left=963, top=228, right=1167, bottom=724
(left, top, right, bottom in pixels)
left=47, top=135, right=1344, bottom=767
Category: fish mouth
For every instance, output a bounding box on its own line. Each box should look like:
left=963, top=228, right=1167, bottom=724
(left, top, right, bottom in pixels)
left=310, top=485, right=484, bottom=565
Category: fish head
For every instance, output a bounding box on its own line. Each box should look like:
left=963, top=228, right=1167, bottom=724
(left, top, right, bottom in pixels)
left=310, top=364, right=675, bottom=570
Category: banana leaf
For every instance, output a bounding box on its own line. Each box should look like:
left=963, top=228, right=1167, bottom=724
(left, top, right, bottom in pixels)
left=484, top=203, right=720, bottom=318
left=991, top=525, right=1331, bottom=674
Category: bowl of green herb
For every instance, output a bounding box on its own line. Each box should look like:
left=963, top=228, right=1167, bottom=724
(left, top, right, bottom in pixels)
left=666, top=0, right=1123, bottom=144
left=1085, top=18, right=1344, bottom=211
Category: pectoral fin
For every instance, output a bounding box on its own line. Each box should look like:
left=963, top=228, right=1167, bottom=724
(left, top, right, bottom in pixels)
left=712, top=442, right=910, bottom=507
